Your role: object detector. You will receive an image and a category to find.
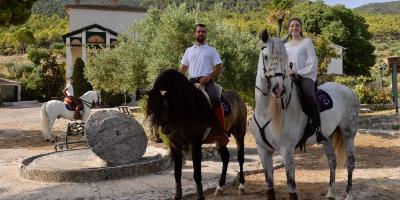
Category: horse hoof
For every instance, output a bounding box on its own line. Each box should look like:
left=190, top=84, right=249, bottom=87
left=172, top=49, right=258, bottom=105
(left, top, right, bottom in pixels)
left=345, top=193, right=353, bottom=200
left=214, top=186, right=223, bottom=196
left=238, top=188, right=245, bottom=196
left=239, top=183, right=245, bottom=193
left=288, top=192, right=298, bottom=200
left=326, top=187, right=335, bottom=199
left=266, top=188, right=276, bottom=200
left=174, top=195, right=182, bottom=200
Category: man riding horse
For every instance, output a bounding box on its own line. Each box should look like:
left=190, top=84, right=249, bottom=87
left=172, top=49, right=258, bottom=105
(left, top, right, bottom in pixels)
left=179, top=23, right=229, bottom=145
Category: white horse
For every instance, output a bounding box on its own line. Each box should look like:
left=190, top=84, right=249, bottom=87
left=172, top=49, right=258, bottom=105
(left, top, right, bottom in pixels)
left=40, top=91, right=101, bottom=141
left=251, top=30, right=360, bottom=200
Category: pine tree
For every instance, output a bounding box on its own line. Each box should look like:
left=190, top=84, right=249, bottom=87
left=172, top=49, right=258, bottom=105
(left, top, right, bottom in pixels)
left=72, top=58, right=92, bottom=98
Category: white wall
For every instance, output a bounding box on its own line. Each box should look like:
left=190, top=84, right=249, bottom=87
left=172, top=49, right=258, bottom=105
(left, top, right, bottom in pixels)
left=68, top=8, right=146, bottom=33
left=327, top=45, right=344, bottom=75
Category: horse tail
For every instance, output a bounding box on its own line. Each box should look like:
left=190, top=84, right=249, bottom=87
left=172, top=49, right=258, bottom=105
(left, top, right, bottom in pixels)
left=40, top=102, right=50, bottom=139
left=332, top=127, right=347, bottom=167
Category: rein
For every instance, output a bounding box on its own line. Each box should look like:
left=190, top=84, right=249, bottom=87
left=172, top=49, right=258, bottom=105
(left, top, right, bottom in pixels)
left=253, top=44, right=294, bottom=148
left=80, top=99, right=92, bottom=108
left=253, top=114, right=274, bottom=150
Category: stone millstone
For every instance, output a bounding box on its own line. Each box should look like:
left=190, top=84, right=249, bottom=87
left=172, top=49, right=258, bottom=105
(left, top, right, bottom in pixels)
left=85, top=110, right=147, bottom=165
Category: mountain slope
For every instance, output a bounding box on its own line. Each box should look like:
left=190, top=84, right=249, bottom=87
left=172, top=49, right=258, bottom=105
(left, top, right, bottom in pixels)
left=354, top=1, right=400, bottom=14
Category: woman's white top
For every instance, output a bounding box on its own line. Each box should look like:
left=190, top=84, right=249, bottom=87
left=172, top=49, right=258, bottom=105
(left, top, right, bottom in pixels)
left=284, top=38, right=318, bottom=81
left=66, top=82, right=74, bottom=97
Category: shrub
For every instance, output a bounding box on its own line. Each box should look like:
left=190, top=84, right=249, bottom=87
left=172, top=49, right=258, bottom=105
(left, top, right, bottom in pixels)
left=372, top=88, right=392, bottom=104
left=354, top=84, right=374, bottom=103
left=100, top=91, right=132, bottom=107
left=72, top=58, right=92, bottom=97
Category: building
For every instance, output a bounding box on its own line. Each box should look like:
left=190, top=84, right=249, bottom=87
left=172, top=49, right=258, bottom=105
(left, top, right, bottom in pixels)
left=0, top=78, right=21, bottom=102
left=62, top=0, right=147, bottom=78
left=327, top=43, right=345, bottom=75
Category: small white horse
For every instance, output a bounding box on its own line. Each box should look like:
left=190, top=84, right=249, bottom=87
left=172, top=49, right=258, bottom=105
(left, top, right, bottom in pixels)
left=252, top=31, right=360, bottom=200
left=40, top=91, right=101, bottom=141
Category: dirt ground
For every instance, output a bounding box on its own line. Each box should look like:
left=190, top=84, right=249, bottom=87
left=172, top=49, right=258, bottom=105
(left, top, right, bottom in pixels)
left=0, top=103, right=399, bottom=200
left=199, top=133, right=400, bottom=200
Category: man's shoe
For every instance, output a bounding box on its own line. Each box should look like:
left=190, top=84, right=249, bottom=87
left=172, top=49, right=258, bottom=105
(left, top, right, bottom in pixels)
left=315, top=127, right=328, bottom=144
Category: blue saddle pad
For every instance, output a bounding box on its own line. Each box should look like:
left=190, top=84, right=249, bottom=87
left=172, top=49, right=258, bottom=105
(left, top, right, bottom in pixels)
left=65, top=104, right=75, bottom=111
left=221, top=96, right=231, bottom=116
left=315, top=89, right=333, bottom=112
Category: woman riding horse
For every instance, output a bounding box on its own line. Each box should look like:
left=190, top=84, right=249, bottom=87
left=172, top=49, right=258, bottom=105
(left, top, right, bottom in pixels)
left=252, top=30, right=359, bottom=200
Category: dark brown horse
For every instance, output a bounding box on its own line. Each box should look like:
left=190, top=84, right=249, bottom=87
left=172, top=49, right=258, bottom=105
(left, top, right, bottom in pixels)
left=146, top=69, right=247, bottom=199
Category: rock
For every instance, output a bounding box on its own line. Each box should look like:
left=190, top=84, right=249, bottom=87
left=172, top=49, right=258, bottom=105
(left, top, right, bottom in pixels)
left=85, top=110, right=147, bottom=165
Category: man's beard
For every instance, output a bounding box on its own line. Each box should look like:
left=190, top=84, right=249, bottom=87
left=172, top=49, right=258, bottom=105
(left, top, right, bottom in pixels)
left=196, top=36, right=205, bottom=43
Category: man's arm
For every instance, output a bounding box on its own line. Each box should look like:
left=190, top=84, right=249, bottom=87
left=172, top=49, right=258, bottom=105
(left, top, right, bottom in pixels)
left=199, top=63, right=222, bottom=85
left=179, top=64, right=189, bottom=75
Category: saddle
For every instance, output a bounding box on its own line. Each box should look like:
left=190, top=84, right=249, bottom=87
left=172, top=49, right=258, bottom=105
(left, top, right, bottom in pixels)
left=193, top=83, right=232, bottom=116
left=193, top=83, right=232, bottom=145
left=64, top=96, right=83, bottom=120
left=294, top=81, right=333, bottom=151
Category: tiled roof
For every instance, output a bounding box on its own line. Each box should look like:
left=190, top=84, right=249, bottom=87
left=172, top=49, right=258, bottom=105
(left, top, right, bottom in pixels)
left=0, top=78, right=20, bottom=85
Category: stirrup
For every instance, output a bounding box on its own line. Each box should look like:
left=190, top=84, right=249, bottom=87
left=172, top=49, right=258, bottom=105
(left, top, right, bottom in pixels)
left=315, top=127, right=327, bottom=144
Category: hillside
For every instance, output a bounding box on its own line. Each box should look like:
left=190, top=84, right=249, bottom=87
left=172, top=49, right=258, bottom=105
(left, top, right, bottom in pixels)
left=354, top=1, right=400, bottom=14
left=32, top=0, right=142, bottom=16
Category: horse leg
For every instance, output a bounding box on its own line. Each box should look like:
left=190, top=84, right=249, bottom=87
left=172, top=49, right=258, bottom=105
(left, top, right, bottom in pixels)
left=235, top=135, right=246, bottom=195
left=282, top=148, right=298, bottom=200
left=323, top=136, right=337, bottom=200
left=171, top=147, right=183, bottom=200
left=256, top=144, right=275, bottom=200
left=214, top=144, right=230, bottom=196
left=192, top=142, right=204, bottom=200
left=344, top=137, right=355, bottom=200
left=46, top=118, right=56, bottom=142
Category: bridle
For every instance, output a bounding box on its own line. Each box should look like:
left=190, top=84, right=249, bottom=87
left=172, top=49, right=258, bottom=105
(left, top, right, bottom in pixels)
left=80, top=91, right=100, bottom=109
left=253, top=41, right=294, bottom=150
left=255, top=43, right=293, bottom=110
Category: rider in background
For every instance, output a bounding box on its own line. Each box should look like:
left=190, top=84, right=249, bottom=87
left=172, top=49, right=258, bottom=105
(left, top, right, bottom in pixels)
left=179, top=23, right=229, bottom=145
left=63, top=78, right=81, bottom=119
left=284, top=17, right=328, bottom=144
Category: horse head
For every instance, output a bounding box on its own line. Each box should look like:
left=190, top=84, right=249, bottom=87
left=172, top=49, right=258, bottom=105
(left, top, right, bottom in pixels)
left=258, top=29, right=289, bottom=98
left=146, top=69, right=212, bottom=137
left=93, top=90, right=101, bottom=106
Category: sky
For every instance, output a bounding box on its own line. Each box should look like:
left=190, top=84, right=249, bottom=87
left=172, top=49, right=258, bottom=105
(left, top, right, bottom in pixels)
left=322, top=0, right=397, bottom=8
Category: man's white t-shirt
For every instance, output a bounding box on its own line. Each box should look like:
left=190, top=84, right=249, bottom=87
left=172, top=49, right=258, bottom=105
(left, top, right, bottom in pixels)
left=66, top=82, right=74, bottom=97
left=284, top=38, right=318, bottom=81
left=181, top=43, right=222, bottom=78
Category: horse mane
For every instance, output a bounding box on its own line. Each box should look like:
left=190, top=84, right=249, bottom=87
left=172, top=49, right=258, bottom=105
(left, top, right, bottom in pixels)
left=146, top=69, right=215, bottom=142
left=262, top=37, right=290, bottom=135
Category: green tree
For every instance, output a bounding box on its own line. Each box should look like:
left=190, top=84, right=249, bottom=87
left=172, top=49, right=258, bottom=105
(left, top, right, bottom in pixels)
left=293, top=1, right=375, bottom=75
left=37, top=55, right=65, bottom=101
left=27, top=48, right=51, bottom=65
left=15, top=28, right=35, bottom=54
left=85, top=4, right=259, bottom=104
left=72, top=58, right=92, bottom=97
left=0, top=0, right=36, bottom=105
left=0, top=0, right=37, bottom=26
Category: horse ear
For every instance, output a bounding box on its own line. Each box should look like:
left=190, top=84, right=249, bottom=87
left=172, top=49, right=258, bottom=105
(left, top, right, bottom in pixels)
left=260, top=29, right=269, bottom=43
left=160, top=90, right=167, bottom=96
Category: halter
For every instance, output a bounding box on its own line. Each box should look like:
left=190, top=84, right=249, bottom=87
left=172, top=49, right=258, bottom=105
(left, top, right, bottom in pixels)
left=256, top=43, right=293, bottom=110
left=253, top=40, right=294, bottom=150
